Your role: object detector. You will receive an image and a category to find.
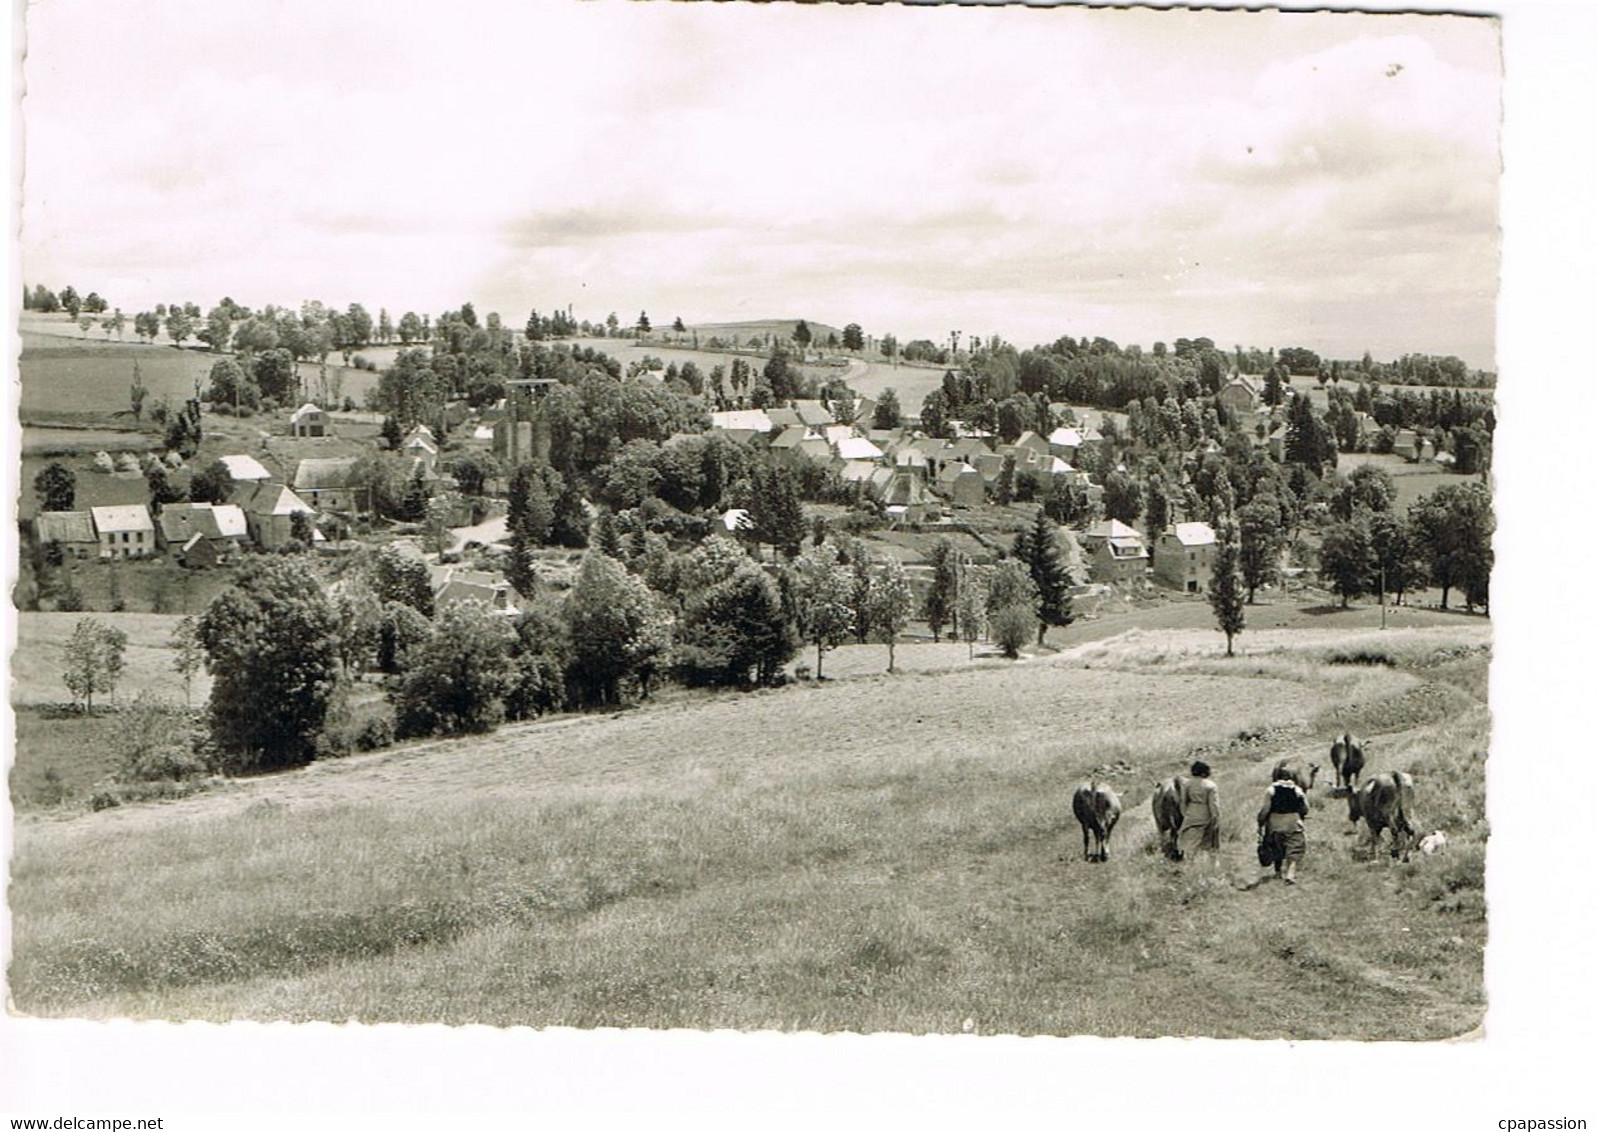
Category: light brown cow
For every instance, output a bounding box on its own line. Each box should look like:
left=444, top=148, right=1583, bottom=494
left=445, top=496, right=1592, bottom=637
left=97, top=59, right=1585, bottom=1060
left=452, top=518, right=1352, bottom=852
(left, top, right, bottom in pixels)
left=1151, top=776, right=1186, bottom=860
left=1073, top=782, right=1123, bottom=863
left=1273, top=758, right=1320, bottom=793
left=1347, top=771, right=1417, bottom=859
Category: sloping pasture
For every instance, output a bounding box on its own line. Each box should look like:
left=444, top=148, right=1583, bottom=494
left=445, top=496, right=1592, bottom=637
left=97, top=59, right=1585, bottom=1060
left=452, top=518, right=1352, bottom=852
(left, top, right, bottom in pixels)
left=10, top=624, right=1488, bottom=1036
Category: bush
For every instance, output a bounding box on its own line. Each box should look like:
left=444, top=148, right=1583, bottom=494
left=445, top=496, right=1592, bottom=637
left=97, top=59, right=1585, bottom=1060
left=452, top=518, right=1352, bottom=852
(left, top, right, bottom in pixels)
left=114, top=696, right=209, bottom=782
left=356, top=711, right=395, bottom=751
left=991, top=602, right=1033, bottom=659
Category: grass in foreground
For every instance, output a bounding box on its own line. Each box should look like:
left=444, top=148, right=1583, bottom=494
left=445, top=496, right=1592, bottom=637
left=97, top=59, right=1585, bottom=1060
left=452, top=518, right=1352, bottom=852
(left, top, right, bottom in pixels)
left=9, top=630, right=1488, bottom=1037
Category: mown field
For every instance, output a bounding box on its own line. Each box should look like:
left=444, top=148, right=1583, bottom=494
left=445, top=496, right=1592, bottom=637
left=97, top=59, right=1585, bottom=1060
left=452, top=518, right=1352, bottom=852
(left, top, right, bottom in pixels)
left=17, top=316, right=383, bottom=419
left=1336, top=451, right=1470, bottom=511
left=8, top=622, right=1489, bottom=1037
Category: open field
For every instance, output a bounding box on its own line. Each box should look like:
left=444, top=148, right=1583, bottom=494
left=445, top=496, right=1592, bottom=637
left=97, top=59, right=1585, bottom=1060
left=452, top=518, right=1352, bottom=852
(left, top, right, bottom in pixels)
left=9, top=621, right=1488, bottom=1036
left=11, top=611, right=216, bottom=709
left=1336, top=451, right=1474, bottom=510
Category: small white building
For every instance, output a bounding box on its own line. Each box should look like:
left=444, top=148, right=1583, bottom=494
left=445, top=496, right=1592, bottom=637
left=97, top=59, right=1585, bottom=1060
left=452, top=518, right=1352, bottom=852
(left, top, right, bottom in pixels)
left=1153, top=521, right=1217, bottom=594
left=90, top=504, right=156, bottom=560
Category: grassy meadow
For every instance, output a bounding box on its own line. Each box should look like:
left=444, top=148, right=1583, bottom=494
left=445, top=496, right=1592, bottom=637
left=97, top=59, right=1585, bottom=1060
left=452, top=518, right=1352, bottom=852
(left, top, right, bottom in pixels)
left=9, top=623, right=1489, bottom=1037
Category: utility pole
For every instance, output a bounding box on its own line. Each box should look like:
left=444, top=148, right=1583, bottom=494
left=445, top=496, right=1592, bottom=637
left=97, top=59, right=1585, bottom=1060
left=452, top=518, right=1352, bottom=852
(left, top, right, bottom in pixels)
left=1379, top=561, right=1387, bottom=630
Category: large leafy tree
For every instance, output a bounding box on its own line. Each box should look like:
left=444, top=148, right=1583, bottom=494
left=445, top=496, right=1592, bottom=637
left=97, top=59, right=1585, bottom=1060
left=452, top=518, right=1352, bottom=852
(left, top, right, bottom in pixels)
left=1237, top=498, right=1285, bottom=604
left=866, top=556, right=914, bottom=671
left=197, top=557, right=341, bottom=769
left=674, top=561, right=796, bottom=688
left=205, top=358, right=260, bottom=411
left=395, top=601, right=518, bottom=738
left=564, top=551, right=670, bottom=706
left=62, top=618, right=127, bottom=713
left=1317, top=519, right=1376, bottom=607
left=33, top=461, right=76, bottom=512
left=1367, top=512, right=1427, bottom=607
left=1207, top=517, right=1245, bottom=656
left=1409, top=483, right=1493, bottom=611
left=371, top=544, right=434, bottom=616
left=842, top=323, right=865, bottom=352
left=790, top=547, right=854, bottom=679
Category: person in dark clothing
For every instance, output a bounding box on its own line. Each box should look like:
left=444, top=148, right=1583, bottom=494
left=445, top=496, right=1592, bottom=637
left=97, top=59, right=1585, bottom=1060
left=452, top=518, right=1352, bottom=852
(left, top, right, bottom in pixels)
left=1257, top=765, right=1310, bottom=884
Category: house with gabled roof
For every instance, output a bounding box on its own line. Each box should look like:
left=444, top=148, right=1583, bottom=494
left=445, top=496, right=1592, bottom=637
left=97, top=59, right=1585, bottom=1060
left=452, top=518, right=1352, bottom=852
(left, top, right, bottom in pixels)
left=882, top=469, right=937, bottom=524
left=708, top=409, right=773, bottom=444
left=1080, top=518, right=1149, bottom=585
left=289, top=403, right=330, bottom=438
left=791, top=400, right=836, bottom=428
left=157, top=502, right=249, bottom=564
left=293, top=457, right=364, bottom=512
left=834, top=435, right=884, bottom=462
left=935, top=461, right=985, bottom=507
left=765, top=406, right=803, bottom=430
left=433, top=568, right=521, bottom=616
left=1153, top=521, right=1217, bottom=594
left=1014, top=430, right=1052, bottom=461
left=1219, top=375, right=1263, bottom=416
left=90, top=505, right=155, bottom=560
left=234, top=482, right=318, bottom=550
left=36, top=511, right=98, bottom=560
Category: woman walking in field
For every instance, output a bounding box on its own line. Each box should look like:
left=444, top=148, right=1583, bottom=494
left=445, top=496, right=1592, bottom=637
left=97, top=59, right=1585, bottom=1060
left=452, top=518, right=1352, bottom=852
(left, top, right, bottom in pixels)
left=1257, top=765, right=1310, bottom=884
left=1176, top=761, right=1221, bottom=864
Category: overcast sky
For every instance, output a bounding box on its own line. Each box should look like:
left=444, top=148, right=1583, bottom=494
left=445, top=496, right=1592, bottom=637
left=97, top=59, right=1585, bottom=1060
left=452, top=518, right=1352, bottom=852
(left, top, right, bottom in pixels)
left=18, top=2, right=1500, bottom=368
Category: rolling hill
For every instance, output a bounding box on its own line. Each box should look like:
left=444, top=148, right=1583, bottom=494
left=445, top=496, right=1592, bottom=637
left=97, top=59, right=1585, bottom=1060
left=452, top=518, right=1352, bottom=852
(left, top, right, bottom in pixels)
left=9, top=623, right=1489, bottom=1036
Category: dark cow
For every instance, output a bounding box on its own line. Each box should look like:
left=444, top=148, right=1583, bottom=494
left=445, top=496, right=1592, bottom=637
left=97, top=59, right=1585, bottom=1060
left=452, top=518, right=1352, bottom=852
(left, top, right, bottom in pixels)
left=1347, top=771, right=1417, bottom=859
left=1073, top=782, right=1123, bottom=863
left=1151, top=776, right=1186, bottom=860
left=1330, top=731, right=1366, bottom=791
left=1272, top=758, right=1320, bottom=793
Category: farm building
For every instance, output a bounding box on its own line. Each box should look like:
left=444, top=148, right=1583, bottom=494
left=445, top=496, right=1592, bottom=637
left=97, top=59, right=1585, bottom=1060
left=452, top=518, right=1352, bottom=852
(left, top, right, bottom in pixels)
left=791, top=400, right=835, bottom=428
left=434, top=569, right=521, bottom=616
left=1047, top=426, right=1083, bottom=459
left=35, top=511, right=98, bottom=561
left=765, top=406, right=803, bottom=430
left=402, top=430, right=439, bottom=473
left=90, top=504, right=155, bottom=560
left=157, top=502, right=249, bottom=565
left=1080, top=518, right=1148, bottom=585
left=1014, top=431, right=1052, bottom=461
left=220, top=453, right=274, bottom=483
left=293, top=458, right=364, bottom=512
left=882, top=469, right=938, bottom=524
left=708, top=409, right=773, bottom=444
left=1218, top=376, right=1263, bottom=416
left=1153, top=521, right=1217, bottom=593
left=234, top=482, right=319, bottom=550
left=936, top=461, right=986, bottom=507
left=289, top=403, right=330, bottom=438
left=1392, top=430, right=1436, bottom=463
left=769, top=426, right=811, bottom=467
left=834, top=435, right=884, bottom=462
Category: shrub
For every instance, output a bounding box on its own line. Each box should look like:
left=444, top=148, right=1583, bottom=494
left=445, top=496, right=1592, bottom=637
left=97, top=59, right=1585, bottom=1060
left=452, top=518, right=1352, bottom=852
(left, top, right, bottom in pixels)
left=356, top=711, right=395, bottom=751
left=114, top=695, right=209, bottom=782
left=991, top=602, right=1033, bottom=659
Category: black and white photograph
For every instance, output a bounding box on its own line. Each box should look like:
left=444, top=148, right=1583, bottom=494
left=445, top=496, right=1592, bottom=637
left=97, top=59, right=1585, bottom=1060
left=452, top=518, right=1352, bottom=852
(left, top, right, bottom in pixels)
left=2, top=0, right=1591, bottom=1126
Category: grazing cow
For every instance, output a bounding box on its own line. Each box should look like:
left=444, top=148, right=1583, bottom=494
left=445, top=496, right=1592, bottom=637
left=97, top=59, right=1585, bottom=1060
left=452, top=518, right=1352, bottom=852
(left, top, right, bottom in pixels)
left=1073, top=781, right=1123, bottom=863
left=1330, top=731, right=1366, bottom=791
left=1272, top=758, right=1320, bottom=793
left=1151, top=776, right=1186, bottom=860
left=1347, top=772, right=1417, bottom=859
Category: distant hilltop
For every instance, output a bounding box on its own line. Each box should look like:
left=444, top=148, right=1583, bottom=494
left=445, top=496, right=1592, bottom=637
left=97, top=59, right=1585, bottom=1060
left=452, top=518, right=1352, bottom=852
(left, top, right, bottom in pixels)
left=686, top=318, right=846, bottom=345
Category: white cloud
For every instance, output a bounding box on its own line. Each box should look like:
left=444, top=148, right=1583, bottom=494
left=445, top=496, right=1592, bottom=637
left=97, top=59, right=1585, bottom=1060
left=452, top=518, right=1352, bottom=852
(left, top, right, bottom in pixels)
left=19, top=1, right=1500, bottom=367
